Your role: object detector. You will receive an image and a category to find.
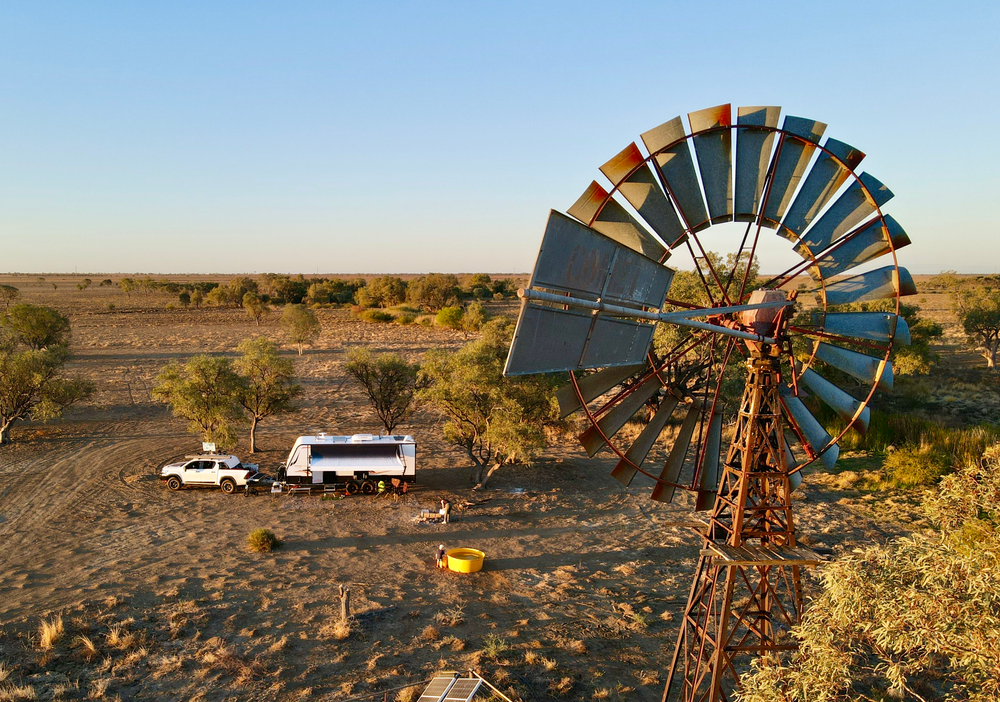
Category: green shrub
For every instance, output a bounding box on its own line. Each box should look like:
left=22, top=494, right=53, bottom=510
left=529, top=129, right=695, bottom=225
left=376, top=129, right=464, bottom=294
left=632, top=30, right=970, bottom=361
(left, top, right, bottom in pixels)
left=395, top=313, right=416, bottom=325
left=247, top=528, right=282, bottom=553
left=482, top=633, right=509, bottom=659
left=360, top=309, right=395, bottom=323
left=881, top=445, right=951, bottom=488
left=436, top=306, right=464, bottom=329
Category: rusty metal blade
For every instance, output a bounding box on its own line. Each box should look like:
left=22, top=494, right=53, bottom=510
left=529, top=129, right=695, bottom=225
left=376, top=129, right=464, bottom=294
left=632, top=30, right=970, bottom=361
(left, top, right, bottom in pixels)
left=579, top=375, right=662, bottom=457
left=779, top=138, right=865, bottom=240
left=811, top=311, right=911, bottom=346
left=815, top=342, right=893, bottom=392
left=819, top=265, right=916, bottom=306
left=601, top=143, right=686, bottom=248
left=799, top=368, right=870, bottom=433
left=798, top=173, right=894, bottom=256
left=640, top=116, right=710, bottom=233
left=695, top=413, right=723, bottom=511
left=611, top=396, right=679, bottom=487
left=760, top=116, right=827, bottom=231
left=689, top=104, right=733, bottom=224
left=555, top=363, right=647, bottom=418
left=780, top=388, right=839, bottom=471
left=568, top=182, right=667, bottom=261
left=806, top=215, right=911, bottom=281
left=734, top=106, right=780, bottom=222
left=786, top=443, right=802, bottom=490
left=650, top=403, right=701, bottom=502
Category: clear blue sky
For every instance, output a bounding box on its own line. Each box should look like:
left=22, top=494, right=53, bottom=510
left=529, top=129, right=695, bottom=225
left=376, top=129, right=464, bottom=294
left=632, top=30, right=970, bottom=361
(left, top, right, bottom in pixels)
left=1, top=1, right=996, bottom=275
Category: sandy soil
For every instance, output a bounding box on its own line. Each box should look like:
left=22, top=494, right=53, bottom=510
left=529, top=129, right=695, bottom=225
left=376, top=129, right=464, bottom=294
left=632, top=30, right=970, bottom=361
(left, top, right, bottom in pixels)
left=0, top=275, right=946, bottom=701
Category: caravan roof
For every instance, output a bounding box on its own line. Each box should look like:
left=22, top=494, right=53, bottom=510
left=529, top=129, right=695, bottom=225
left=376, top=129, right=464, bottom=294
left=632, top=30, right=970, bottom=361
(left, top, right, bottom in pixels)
left=296, top=434, right=414, bottom=445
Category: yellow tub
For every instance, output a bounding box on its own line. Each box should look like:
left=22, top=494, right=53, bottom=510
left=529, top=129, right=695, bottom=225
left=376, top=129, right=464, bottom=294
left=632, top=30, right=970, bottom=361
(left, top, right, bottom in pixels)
left=446, top=548, right=485, bottom=573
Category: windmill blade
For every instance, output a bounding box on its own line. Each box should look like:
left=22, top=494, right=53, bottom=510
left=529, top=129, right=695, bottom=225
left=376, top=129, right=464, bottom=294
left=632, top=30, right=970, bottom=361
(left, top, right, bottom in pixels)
left=779, top=389, right=839, bottom=471
left=811, top=311, right=911, bottom=346
left=651, top=404, right=701, bottom=503
left=779, top=138, right=865, bottom=240
left=760, top=116, right=827, bottom=232
left=579, top=375, right=662, bottom=457
left=815, top=342, right=894, bottom=392
left=600, top=143, right=687, bottom=248
left=797, top=173, right=894, bottom=256
left=695, top=413, right=724, bottom=511
left=568, top=182, right=667, bottom=261
left=582, top=315, right=658, bottom=368
left=689, top=104, right=733, bottom=224
left=555, top=364, right=648, bottom=418
left=640, top=116, right=711, bottom=232
left=734, top=106, right=780, bottom=222
left=786, top=443, right=802, bottom=490
left=819, top=265, right=916, bottom=306
left=799, top=368, right=871, bottom=432
left=806, top=215, right=911, bottom=281
left=610, top=396, right=679, bottom=487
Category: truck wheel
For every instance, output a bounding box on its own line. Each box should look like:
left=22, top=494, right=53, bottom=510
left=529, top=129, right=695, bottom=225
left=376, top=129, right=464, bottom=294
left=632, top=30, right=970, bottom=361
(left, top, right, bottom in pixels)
left=220, top=479, right=236, bottom=494
left=361, top=480, right=376, bottom=495
left=166, top=476, right=182, bottom=491
left=346, top=481, right=360, bottom=495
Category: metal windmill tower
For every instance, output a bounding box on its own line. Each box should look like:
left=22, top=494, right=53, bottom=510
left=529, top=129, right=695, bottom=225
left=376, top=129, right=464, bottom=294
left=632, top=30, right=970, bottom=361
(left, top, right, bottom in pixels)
left=502, top=104, right=912, bottom=701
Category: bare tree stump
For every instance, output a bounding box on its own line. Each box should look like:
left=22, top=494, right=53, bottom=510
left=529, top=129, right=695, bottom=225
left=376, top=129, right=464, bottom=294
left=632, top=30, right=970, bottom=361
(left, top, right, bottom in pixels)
left=340, top=585, right=350, bottom=622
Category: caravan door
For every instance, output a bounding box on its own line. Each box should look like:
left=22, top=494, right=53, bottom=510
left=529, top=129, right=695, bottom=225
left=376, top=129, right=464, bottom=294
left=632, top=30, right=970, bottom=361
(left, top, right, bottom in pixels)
left=287, top=445, right=311, bottom=482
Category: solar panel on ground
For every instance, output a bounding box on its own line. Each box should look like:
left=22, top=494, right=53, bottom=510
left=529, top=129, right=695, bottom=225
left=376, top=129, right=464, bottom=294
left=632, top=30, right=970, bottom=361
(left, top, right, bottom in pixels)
left=442, top=678, right=482, bottom=702
left=416, top=676, right=457, bottom=702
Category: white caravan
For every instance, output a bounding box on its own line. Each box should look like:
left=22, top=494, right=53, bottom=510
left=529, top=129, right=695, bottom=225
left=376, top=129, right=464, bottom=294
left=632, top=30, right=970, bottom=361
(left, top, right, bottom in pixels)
left=278, top=434, right=416, bottom=493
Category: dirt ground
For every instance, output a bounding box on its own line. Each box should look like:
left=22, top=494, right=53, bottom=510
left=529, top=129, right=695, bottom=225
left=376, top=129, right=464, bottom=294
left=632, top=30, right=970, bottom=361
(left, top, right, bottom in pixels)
left=0, top=274, right=957, bottom=701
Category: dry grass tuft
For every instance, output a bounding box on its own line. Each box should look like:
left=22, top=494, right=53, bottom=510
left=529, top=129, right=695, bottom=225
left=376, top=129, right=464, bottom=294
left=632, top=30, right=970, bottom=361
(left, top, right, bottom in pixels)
left=123, top=647, right=148, bottom=667
left=152, top=655, right=184, bottom=679
left=88, top=678, right=111, bottom=700
left=548, top=677, right=573, bottom=696
left=440, top=635, right=465, bottom=652
left=524, top=651, right=540, bottom=665
left=434, top=604, right=465, bottom=627
left=541, top=657, right=557, bottom=671
left=0, top=663, right=12, bottom=684
left=394, top=686, right=420, bottom=702
left=565, top=639, right=587, bottom=655
left=592, top=689, right=611, bottom=700
left=37, top=616, right=64, bottom=650
left=0, top=684, right=37, bottom=701
left=420, top=625, right=441, bottom=642
left=321, top=620, right=351, bottom=641
left=638, top=669, right=660, bottom=685
left=246, top=528, right=282, bottom=553
left=75, top=635, right=99, bottom=662
left=105, top=623, right=135, bottom=650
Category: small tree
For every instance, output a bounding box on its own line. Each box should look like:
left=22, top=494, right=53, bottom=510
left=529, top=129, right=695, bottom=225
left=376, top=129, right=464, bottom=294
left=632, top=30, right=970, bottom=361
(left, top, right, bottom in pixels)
left=191, top=289, right=204, bottom=309
left=421, top=319, right=558, bottom=487
left=366, top=276, right=407, bottom=308
left=1, top=304, right=71, bottom=350
left=152, top=355, right=243, bottom=450
left=436, top=306, right=464, bottom=329
left=178, top=291, right=191, bottom=308
left=281, top=304, right=321, bottom=355
left=233, top=338, right=301, bottom=452
left=943, top=274, right=1000, bottom=368
left=462, top=301, right=487, bottom=335
left=406, top=273, right=461, bottom=311
left=242, top=291, right=270, bottom=326
left=0, top=338, right=93, bottom=445
left=118, top=278, right=136, bottom=299
left=344, top=348, right=424, bottom=434
left=0, top=285, right=20, bottom=310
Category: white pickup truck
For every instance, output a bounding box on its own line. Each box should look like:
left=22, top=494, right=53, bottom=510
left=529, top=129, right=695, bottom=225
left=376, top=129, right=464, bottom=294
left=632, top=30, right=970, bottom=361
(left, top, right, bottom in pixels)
left=160, top=454, right=260, bottom=494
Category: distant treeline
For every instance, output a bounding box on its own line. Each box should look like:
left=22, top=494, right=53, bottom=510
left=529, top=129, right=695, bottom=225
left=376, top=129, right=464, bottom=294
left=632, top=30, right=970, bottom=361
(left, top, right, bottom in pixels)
left=102, top=273, right=518, bottom=312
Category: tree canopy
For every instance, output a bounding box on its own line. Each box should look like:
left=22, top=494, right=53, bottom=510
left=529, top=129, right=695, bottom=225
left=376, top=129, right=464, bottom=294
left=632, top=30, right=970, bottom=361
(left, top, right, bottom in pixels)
left=281, top=304, right=321, bottom=355
left=420, top=319, right=558, bottom=487
left=153, top=355, right=244, bottom=450
left=1, top=303, right=71, bottom=350
left=344, top=348, right=424, bottom=433
left=0, top=305, right=92, bottom=445
left=233, top=338, right=301, bottom=452
left=940, top=273, right=1000, bottom=368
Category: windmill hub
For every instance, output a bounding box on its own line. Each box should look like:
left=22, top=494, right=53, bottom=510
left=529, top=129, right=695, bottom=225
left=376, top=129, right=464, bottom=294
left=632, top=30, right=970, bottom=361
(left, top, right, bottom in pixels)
left=503, top=103, right=913, bottom=701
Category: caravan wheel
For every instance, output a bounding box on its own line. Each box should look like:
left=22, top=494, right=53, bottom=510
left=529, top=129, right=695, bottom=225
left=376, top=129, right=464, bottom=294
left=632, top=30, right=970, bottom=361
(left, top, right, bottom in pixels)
left=361, top=480, right=376, bottom=495
left=346, top=481, right=360, bottom=495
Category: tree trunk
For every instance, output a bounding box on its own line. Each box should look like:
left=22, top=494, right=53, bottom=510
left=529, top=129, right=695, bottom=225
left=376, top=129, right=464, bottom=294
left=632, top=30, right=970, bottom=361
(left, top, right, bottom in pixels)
left=990, top=339, right=1000, bottom=369
left=339, top=585, right=351, bottom=622
left=477, top=463, right=503, bottom=489
left=249, top=416, right=258, bottom=453
left=297, top=343, right=303, bottom=356
left=0, top=420, right=13, bottom=445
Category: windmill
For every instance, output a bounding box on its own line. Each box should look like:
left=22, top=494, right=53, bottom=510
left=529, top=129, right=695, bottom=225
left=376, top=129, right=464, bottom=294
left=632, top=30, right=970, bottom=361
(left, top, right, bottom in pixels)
left=502, top=104, right=912, bottom=701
